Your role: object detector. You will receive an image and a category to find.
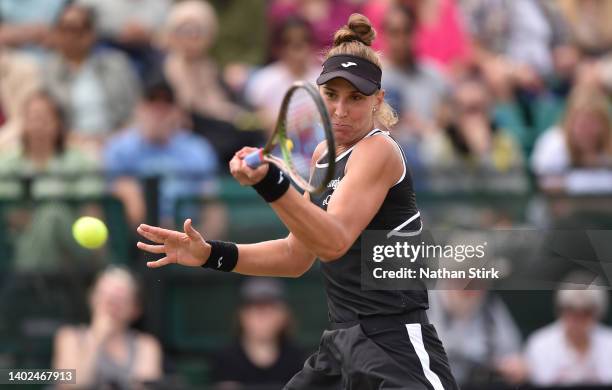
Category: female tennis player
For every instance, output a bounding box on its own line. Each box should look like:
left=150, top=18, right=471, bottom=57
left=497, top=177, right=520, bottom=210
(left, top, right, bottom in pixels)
left=137, top=13, right=458, bottom=389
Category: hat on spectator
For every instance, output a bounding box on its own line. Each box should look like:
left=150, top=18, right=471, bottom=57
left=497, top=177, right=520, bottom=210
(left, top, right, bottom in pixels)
left=240, top=277, right=287, bottom=305
left=143, top=75, right=175, bottom=104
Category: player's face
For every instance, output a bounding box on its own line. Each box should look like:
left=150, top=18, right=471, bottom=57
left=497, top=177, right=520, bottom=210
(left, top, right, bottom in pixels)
left=321, top=78, right=383, bottom=147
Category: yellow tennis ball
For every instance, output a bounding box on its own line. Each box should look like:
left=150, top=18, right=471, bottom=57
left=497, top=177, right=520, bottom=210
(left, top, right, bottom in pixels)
left=286, top=139, right=294, bottom=151
left=72, top=216, right=108, bottom=249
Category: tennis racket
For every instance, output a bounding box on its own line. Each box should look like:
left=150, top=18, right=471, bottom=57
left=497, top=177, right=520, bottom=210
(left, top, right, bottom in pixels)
left=244, top=81, right=335, bottom=194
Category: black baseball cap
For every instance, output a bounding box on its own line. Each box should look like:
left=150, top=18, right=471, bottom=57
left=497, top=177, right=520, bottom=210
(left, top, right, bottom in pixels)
left=316, top=54, right=382, bottom=96
left=240, top=277, right=286, bottom=305
left=143, top=76, right=175, bottom=103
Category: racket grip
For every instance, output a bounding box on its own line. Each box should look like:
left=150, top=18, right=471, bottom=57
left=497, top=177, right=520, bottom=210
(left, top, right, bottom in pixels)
left=245, top=149, right=264, bottom=168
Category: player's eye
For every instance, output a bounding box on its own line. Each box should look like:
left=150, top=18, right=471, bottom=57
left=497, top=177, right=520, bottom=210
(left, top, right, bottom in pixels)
left=351, top=94, right=364, bottom=101
left=324, top=91, right=336, bottom=99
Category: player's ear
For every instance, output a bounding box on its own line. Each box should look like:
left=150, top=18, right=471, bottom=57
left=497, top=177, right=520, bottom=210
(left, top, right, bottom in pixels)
left=375, top=89, right=385, bottom=110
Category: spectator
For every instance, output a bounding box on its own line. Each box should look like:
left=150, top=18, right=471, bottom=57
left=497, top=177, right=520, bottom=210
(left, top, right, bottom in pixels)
left=77, top=0, right=171, bottom=78
left=210, top=277, right=305, bottom=389
left=158, top=0, right=261, bottom=164
left=267, top=0, right=359, bottom=54
left=44, top=4, right=140, bottom=143
left=0, top=0, right=68, bottom=50
left=245, top=16, right=320, bottom=135
left=411, top=0, right=473, bottom=77
left=558, top=0, right=612, bottom=58
left=428, top=289, right=526, bottom=386
left=0, top=91, right=104, bottom=272
left=53, top=266, right=163, bottom=389
left=103, top=78, right=219, bottom=229
left=460, top=0, right=576, bottom=150
left=419, top=76, right=527, bottom=192
left=557, top=0, right=612, bottom=93
left=0, top=48, right=42, bottom=152
left=381, top=4, right=448, bottom=143
left=366, top=0, right=473, bottom=77
left=531, top=86, right=612, bottom=193
left=159, top=0, right=243, bottom=124
left=525, top=275, right=612, bottom=386
left=461, top=0, right=571, bottom=81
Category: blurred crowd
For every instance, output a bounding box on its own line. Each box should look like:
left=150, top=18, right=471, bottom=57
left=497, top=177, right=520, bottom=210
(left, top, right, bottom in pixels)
left=2, top=0, right=612, bottom=388
left=3, top=0, right=612, bottom=204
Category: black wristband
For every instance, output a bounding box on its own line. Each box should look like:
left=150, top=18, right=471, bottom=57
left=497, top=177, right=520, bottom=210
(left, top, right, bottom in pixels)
left=202, top=240, right=238, bottom=272
left=252, top=163, right=290, bottom=202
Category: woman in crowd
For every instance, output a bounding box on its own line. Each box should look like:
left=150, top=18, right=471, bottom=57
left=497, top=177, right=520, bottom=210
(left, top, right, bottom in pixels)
left=53, top=266, right=163, bottom=389
left=531, top=86, right=612, bottom=193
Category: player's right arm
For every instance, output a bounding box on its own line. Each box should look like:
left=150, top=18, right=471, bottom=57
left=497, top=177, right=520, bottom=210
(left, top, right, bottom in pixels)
left=137, top=219, right=316, bottom=278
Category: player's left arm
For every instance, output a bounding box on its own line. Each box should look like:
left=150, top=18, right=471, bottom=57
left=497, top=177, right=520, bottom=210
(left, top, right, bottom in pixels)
left=270, top=135, right=403, bottom=261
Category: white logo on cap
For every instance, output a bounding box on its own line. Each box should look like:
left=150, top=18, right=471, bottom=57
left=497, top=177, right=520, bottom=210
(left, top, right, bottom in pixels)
left=341, top=62, right=357, bottom=68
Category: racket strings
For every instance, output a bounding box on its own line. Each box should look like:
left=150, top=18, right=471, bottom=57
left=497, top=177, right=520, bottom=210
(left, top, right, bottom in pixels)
left=284, top=90, right=326, bottom=181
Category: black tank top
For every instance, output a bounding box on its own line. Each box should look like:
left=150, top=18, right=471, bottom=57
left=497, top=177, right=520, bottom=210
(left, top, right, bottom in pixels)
left=310, top=129, right=428, bottom=322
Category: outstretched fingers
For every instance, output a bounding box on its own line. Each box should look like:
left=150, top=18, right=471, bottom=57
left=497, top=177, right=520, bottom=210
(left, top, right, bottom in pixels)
left=137, top=224, right=174, bottom=243
left=137, top=241, right=166, bottom=254
left=146, top=257, right=172, bottom=268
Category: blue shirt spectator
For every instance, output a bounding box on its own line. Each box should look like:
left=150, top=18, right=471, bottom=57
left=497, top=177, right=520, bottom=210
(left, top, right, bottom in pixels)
left=104, top=78, right=218, bottom=226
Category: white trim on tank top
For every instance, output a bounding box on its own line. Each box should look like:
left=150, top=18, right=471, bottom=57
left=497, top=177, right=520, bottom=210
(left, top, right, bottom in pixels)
left=372, top=130, right=407, bottom=187
left=315, top=128, right=381, bottom=168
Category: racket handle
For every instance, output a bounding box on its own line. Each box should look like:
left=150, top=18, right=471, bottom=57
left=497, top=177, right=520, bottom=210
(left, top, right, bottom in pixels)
left=245, top=149, right=264, bottom=168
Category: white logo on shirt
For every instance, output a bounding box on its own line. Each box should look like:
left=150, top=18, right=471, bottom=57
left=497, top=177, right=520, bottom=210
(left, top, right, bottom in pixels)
left=322, top=194, right=332, bottom=206
left=217, top=256, right=223, bottom=268
left=278, top=171, right=284, bottom=184
left=341, top=62, right=357, bottom=68
left=327, top=178, right=340, bottom=190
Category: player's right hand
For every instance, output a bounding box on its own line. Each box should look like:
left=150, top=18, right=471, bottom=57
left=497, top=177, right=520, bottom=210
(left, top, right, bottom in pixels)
left=137, top=219, right=211, bottom=268
left=229, top=147, right=269, bottom=185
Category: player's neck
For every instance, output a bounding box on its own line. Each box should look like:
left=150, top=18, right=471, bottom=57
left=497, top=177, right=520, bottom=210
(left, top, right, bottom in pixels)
left=335, top=126, right=376, bottom=156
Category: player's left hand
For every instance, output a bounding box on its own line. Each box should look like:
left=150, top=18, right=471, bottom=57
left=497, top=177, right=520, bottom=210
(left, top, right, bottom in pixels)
left=137, top=219, right=210, bottom=268
left=229, top=147, right=269, bottom=185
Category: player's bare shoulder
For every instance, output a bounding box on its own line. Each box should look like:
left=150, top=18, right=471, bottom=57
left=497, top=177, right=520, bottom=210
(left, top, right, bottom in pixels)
left=347, top=132, right=403, bottom=175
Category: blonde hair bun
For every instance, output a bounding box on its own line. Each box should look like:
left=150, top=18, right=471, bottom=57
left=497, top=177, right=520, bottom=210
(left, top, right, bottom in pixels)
left=333, top=13, right=376, bottom=47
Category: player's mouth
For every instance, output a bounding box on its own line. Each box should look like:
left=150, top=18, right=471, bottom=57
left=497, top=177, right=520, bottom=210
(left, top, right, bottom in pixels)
left=333, top=123, right=352, bottom=131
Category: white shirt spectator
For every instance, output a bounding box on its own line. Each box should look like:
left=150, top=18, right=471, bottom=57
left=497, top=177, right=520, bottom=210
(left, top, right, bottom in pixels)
left=531, top=126, right=612, bottom=193
left=531, top=126, right=569, bottom=175
left=525, top=321, right=612, bottom=386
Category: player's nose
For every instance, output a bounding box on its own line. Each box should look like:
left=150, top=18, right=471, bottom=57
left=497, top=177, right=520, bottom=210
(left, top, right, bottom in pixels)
left=333, top=100, right=348, bottom=118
